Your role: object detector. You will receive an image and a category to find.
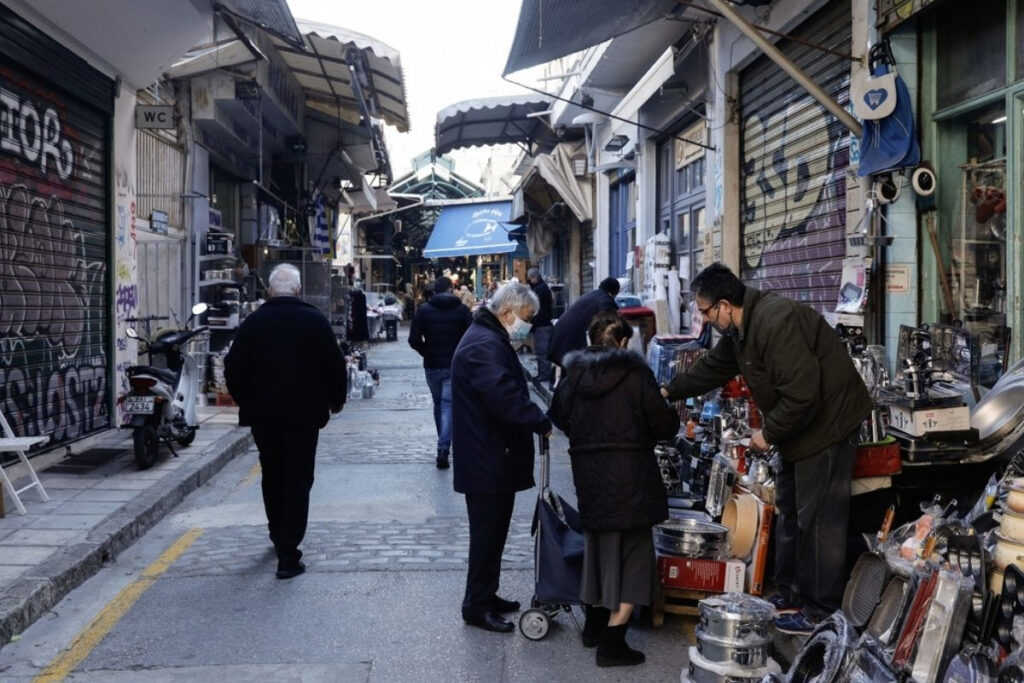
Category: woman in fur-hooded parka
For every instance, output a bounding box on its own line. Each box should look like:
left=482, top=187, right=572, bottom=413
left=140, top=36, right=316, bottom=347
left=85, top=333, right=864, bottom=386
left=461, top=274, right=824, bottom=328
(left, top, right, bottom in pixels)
left=549, top=340, right=679, bottom=531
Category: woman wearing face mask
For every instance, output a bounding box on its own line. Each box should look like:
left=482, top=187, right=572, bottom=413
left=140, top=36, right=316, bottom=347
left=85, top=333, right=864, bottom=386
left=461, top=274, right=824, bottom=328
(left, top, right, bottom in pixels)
left=549, top=312, right=679, bottom=667
left=450, top=282, right=553, bottom=633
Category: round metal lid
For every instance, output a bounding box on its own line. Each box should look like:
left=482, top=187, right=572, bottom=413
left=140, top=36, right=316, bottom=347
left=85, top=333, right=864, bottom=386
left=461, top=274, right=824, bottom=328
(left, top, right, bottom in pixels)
left=972, top=375, right=1024, bottom=446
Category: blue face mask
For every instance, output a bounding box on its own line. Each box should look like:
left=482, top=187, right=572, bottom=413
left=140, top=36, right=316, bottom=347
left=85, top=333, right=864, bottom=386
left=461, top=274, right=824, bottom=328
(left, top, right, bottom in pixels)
left=505, top=314, right=533, bottom=342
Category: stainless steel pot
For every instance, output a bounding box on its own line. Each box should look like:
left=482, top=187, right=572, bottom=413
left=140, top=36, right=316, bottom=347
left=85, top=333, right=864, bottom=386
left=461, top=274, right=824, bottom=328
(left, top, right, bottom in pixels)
left=687, top=659, right=767, bottom=683
left=698, top=595, right=774, bottom=642
left=654, top=519, right=729, bottom=558
left=696, top=627, right=771, bottom=667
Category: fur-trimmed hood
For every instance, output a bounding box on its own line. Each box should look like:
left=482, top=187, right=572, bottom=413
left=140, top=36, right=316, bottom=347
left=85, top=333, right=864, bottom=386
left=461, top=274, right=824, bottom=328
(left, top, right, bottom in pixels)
left=562, top=346, right=648, bottom=399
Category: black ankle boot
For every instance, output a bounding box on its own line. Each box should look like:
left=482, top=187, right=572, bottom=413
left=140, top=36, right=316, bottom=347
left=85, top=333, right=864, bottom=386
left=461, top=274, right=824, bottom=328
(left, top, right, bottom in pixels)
left=436, top=449, right=450, bottom=469
left=596, top=623, right=645, bottom=667
left=581, top=605, right=610, bottom=648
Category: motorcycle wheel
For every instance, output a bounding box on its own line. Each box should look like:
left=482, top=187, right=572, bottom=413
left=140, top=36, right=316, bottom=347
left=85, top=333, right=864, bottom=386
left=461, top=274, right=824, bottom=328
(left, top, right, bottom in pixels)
left=176, top=426, right=197, bottom=447
left=133, top=424, right=159, bottom=470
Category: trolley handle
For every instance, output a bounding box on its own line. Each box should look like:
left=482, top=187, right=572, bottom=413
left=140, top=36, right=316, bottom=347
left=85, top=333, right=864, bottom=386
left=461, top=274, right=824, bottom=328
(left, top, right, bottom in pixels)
left=538, top=433, right=551, bottom=492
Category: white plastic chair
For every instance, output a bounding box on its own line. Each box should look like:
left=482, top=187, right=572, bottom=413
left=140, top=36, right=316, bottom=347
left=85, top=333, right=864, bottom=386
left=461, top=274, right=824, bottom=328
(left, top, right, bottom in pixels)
left=0, top=410, right=49, bottom=514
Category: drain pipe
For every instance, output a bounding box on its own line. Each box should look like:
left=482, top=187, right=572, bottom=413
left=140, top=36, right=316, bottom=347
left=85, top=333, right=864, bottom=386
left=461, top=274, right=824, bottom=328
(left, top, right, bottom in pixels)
left=702, top=0, right=862, bottom=138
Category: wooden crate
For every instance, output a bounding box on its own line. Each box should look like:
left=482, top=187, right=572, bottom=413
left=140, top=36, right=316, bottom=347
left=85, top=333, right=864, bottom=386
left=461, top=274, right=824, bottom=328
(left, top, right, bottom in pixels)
left=651, top=587, right=713, bottom=627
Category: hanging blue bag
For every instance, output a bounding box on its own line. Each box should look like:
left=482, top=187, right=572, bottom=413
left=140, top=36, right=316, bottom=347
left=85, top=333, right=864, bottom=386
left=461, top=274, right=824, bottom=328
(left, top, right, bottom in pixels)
left=856, top=41, right=920, bottom=177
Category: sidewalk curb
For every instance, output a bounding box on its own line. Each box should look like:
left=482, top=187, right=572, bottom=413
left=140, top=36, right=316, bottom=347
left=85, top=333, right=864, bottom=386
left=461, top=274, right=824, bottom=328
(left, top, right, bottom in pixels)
left=0, top=428, right=253, bottom=648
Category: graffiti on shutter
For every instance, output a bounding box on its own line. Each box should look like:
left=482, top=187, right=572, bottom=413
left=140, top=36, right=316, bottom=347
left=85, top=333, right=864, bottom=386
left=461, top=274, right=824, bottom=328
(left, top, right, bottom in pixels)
left=0, top=62, right=110, bottom=451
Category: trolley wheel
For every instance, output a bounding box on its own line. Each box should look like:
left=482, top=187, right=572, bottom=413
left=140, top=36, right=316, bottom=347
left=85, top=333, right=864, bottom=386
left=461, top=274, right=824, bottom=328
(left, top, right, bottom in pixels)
left=519, top=608, right=550, bottom=641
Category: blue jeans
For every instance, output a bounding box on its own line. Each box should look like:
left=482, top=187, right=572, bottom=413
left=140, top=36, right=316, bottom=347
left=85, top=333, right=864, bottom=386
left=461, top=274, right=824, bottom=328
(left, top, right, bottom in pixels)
left=424, top=367, right=452, bottom=452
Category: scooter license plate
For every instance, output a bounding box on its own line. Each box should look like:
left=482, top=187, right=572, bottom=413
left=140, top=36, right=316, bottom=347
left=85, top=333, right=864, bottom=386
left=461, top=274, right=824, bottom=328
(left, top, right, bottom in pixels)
left=125, top=396, right=155, bottom=414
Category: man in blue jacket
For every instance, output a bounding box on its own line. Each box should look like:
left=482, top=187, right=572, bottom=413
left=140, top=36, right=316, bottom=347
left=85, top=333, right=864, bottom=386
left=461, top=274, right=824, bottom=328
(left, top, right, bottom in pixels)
left=451, top=282, right=552, bottom=633
left=408, top=276, right=472, bottom=469
left=225, top=264, right=347, bottom=579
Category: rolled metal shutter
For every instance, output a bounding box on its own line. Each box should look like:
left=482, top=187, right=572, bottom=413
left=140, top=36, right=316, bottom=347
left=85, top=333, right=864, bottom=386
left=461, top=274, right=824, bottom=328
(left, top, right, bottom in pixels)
left=739, top=0, right=851, bottom=312
left=0, top=44, right=112, bottom=450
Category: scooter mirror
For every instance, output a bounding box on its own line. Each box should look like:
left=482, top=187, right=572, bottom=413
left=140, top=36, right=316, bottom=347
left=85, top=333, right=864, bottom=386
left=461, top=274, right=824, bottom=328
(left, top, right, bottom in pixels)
left=191, top=302, right=209, bottom=316
left=125, top=328, right=139, bottom=339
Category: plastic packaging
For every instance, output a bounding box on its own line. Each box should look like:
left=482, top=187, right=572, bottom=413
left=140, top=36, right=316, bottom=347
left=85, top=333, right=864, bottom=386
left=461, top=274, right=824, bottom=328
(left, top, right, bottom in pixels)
left=684, top=646, right=781, bottom=682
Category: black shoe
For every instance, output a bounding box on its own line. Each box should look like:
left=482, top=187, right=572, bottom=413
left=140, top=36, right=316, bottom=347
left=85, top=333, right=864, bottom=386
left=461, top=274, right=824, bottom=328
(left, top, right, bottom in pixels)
left=596, top=624, right=645, bottom=667
left=492, top=596, right=521, bottom=613
left=276, top=561, right=306, bottom=579
left=463, top=611, right=514, bottom=633
left=582, top=605, right=611, bottom=648
left=436, top=449, right=450, bottom=470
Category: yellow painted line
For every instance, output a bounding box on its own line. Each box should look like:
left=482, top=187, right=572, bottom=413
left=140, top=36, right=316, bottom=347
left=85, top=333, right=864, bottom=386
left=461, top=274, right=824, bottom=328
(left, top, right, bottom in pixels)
left=241, top=460, right=261, bottom=487
left=34, top=527, right=203, bottom=683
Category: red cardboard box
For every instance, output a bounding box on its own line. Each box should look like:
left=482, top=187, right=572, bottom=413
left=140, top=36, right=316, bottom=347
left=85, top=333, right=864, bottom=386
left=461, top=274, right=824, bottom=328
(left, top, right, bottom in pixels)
left=746, top=500, right=774, bottom=595
left=658, top=556, right=745, bottom=593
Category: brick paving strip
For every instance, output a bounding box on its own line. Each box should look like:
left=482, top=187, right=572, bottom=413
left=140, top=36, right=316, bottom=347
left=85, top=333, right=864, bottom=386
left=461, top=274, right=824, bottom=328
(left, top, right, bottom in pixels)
left=165, top=517, right=536, bottom=577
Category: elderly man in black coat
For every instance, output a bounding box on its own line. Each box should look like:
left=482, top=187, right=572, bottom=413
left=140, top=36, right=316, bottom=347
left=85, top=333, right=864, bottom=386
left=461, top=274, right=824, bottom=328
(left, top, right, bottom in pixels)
left=451, top=282, right=552, bottom=633
left=225, top=264, right=347, bottom=579
left=547, top=277, right=620, bottom=373
left=408, top=276, right=473, bottom=469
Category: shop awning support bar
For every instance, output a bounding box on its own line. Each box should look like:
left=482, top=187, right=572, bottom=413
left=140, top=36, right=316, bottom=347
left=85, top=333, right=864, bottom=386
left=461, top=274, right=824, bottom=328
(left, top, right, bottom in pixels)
left=701, top=0, right=862, bottom=137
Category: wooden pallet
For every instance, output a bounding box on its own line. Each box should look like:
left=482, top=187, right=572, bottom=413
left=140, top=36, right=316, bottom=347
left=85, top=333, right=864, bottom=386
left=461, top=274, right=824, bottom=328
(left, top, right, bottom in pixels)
left=651, top=587, right=713, bottom=627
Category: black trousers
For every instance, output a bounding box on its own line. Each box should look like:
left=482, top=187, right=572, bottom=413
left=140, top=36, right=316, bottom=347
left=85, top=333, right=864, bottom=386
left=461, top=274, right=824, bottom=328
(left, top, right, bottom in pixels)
left=463, top=492, right=515, bottom=617
left=252, top=424, right=319, bottom=566
left=773, top=437, right=855, bottom=620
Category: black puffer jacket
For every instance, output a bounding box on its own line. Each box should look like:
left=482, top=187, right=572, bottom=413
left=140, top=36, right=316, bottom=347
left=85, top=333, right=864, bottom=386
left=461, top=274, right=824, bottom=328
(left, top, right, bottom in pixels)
left=408, top=292, right=473, bottom=369
left=549, top=347, right=679, bottom=531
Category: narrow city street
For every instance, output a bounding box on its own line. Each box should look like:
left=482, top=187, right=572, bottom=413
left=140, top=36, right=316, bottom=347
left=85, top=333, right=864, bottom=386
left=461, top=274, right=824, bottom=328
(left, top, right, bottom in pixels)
left=0, top=326, right=689, bottom=682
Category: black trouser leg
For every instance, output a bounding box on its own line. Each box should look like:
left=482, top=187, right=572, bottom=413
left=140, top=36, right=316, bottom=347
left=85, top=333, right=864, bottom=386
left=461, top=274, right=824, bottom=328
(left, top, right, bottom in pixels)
left=463, top=492, right=515, bottom=616
left=252, top=425, right=319, bottom=566
left=774, top=439, right=855, bottom=620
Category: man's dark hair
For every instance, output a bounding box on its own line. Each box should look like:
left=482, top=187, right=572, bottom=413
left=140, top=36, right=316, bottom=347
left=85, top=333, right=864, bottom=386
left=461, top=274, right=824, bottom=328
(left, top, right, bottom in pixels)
left=434, top=276, right=453, bottom=293
left=598, top=277, right=621, bottom=296
left=691, top=263, right=745, bottom=306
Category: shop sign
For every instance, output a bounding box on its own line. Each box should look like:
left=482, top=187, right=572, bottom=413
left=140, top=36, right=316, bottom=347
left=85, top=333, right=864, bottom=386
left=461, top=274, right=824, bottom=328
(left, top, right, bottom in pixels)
left=675, top=120, right=706, bottom=170
left=135, top=105, right=174, bottom=129
left=150, top=210, right=169, bottom=234
left=885, top=264, right=912, bottom=293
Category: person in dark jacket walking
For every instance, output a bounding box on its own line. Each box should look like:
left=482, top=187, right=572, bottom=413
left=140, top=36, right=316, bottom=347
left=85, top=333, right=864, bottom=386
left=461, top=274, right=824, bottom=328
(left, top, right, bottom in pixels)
left=408, top=276, right=473, bottom=469
left=662, top=263, right=872, bottom=634
left=547, top=277, right=620, bottom=373
left=549, top=312, right=679, bottom=667
left=526, top=267, right=554, bottom=387
left=225, top=264, right=347, bottom=579
left=451, top=282, right=552, bottom=633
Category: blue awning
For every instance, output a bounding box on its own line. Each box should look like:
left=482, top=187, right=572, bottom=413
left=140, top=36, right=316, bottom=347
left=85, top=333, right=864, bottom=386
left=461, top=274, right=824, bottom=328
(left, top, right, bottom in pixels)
left=422, top=201, right=521, bottom=258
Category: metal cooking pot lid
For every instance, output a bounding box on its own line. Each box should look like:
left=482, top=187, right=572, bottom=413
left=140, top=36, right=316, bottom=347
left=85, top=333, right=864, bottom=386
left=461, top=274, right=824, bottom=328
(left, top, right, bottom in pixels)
left=656, top=518, right=728, bottom=539
left=700, top=593, right=775, bottom=622
left=971, top=375, right=1024, bottom=445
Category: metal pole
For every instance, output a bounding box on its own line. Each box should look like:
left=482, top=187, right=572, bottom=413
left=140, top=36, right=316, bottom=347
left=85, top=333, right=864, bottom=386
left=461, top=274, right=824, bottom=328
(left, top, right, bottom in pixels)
left=703, top=0, right=862, bottom=137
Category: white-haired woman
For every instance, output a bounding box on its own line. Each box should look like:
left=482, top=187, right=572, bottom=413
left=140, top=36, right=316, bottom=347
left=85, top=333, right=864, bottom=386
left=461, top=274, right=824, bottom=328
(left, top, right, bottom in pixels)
left=450, top=282, right=552, bottom=633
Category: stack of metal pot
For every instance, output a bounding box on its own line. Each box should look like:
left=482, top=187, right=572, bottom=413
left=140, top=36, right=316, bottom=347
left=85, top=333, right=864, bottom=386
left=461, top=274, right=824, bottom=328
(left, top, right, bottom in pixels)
left=687, top=594, right=780, bottom=682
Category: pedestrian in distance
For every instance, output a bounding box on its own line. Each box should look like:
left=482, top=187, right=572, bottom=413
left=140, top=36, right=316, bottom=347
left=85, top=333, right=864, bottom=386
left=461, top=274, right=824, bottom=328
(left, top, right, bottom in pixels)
left=408, top=276, right=473, bottom=469
left=547, top=277, right=620, bottom=377
left=661, top=263, right=871, bottom=634
left=526, top=267, right=554, bottom=388
left=549, top=312, right=679, bottom=667
left=224, top=263, right=347, bottom=580
left=451, top=282, right=552, bottom=633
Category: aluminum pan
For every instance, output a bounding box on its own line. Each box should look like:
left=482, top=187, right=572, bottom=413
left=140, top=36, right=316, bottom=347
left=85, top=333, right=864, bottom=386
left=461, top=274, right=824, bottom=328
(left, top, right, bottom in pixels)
left=971, top=375, right=1024, bottom=446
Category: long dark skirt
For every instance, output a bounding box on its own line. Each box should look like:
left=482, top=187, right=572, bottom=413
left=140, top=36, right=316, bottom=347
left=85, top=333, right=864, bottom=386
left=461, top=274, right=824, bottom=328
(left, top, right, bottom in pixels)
left=580, top=526, right=660, bottom=610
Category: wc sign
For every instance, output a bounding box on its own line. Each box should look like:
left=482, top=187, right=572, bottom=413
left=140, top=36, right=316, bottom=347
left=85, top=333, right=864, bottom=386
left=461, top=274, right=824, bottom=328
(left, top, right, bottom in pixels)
left=135, top=105, right=175, bottom=129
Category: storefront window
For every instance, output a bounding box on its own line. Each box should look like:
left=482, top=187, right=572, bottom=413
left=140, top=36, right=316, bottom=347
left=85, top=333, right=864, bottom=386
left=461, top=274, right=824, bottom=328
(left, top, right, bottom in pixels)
left=1018, top=0, right=1024, bottom=79
left=935, top=0, right=1006, bottom=110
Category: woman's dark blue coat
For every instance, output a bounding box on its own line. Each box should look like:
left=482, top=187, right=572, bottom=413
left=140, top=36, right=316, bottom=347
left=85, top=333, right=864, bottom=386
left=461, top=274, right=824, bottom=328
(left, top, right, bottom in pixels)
left=451, top=308, right=552, bottom=495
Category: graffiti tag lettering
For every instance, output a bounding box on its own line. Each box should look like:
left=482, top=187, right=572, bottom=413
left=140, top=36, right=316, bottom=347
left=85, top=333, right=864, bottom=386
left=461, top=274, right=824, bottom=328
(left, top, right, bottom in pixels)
left=0, top=85, right=74, bottom=181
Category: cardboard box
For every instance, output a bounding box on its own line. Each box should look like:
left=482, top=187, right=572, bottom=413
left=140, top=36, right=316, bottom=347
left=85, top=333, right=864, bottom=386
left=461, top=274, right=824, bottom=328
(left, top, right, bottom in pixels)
left=658, top=556, right=745, bottom=593
left=888, top=405, right=970, bottom=437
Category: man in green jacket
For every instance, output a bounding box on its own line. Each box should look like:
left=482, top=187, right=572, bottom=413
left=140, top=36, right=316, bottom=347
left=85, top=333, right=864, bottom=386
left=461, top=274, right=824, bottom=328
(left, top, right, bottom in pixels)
left=662, top=263, right=871, bottom=634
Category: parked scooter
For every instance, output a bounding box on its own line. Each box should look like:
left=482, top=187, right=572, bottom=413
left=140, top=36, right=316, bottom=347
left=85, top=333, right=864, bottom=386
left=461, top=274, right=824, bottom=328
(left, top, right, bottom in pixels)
left=120, top=303, right=209, bottom=469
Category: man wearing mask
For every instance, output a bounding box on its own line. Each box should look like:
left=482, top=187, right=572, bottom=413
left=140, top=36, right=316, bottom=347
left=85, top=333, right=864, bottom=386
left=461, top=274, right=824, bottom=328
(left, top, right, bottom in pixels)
left=661, top=263, right=871, bottom=634
left=451, top=282, right=552, bottom=633
left=526, top=268, right=554, bottom=388
left=408, top=276, right=473, bottom=469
